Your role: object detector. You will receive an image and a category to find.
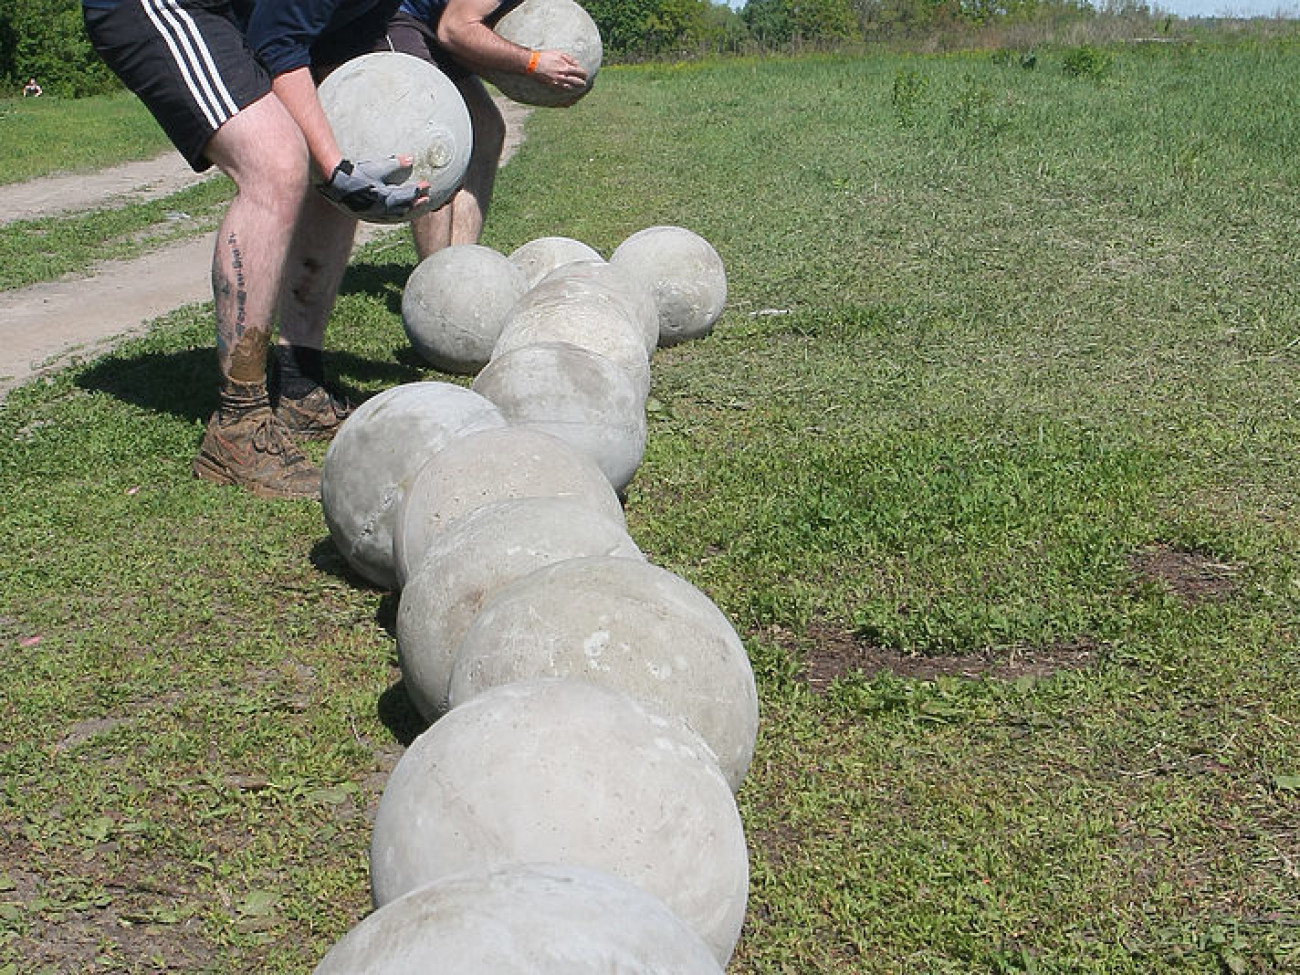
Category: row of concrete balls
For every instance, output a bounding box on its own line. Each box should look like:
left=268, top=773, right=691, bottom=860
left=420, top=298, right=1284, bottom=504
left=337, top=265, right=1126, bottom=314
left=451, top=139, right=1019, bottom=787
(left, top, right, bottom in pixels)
left=311, top=243, right=753, bottom=969
left=403, top=227, right=728, bottom=372
left=401, top=225, right=726, bottom=494
left=317, top=403, right=754, bottom=969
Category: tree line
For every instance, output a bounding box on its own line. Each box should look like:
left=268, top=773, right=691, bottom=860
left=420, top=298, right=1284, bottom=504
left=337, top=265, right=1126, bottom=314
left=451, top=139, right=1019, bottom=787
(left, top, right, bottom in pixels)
left=2, top=0, right=1166, bottom=98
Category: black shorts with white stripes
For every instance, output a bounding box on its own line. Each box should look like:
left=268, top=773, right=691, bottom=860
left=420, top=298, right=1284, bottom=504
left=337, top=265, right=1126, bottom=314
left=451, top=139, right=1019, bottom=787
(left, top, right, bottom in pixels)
left=84, top=0, right=271, bottom=172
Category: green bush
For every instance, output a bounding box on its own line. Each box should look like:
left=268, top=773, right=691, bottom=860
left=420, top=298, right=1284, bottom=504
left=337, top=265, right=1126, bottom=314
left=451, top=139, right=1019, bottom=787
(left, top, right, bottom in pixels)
left=744, top=0, right=861, bottom=44
left=583, top=0, right=719, bottom=56
left=891, top=66, right=929, bottom=127
left=1061, top=43, right=1115, bottom=81
left=0, top=0, right=117, bottom=97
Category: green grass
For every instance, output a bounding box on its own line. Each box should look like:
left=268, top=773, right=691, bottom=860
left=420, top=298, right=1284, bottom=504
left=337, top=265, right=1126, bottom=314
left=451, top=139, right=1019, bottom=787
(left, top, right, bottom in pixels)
left=0, top=176, right=234, bottom=291
left=0, top=90, right=174, bottom=185
left=2, top=36, right=1300, bottom=973
left=0, top=90, right=232, bottom=293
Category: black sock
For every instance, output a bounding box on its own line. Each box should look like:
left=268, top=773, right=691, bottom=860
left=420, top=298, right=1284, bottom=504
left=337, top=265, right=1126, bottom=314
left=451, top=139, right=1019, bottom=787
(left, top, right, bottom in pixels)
left=272, top=344, right=325, bottom=399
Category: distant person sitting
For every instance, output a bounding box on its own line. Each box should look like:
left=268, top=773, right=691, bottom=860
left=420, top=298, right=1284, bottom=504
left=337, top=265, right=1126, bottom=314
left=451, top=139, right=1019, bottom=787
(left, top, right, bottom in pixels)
left=22, top=78, right=42, bottom=98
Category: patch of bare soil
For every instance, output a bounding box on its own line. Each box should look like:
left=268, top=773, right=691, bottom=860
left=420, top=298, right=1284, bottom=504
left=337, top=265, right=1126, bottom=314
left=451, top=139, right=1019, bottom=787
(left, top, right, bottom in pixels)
left=766, top=620, right=1100, bottom=694
left=0, top=97, right=531, bottom=401
left=1128, top=542, right=1241, bottom=602
left=0, top=154, right=219, bottom=228
left=782, top=544, right=1243, bottom=693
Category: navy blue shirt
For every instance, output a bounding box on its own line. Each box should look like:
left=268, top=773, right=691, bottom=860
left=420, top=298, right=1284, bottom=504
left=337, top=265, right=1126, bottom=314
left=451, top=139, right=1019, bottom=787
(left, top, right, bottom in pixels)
left=242, top=0, right=399, bottom=75
left=79, top=0, right=397, bottom=75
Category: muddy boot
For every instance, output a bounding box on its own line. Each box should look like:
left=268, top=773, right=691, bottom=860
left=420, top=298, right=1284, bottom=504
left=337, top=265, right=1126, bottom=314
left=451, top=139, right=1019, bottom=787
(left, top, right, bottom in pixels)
left=192, top=379, right=321, bottom=500
left=270, top=344, right=354, bottom=440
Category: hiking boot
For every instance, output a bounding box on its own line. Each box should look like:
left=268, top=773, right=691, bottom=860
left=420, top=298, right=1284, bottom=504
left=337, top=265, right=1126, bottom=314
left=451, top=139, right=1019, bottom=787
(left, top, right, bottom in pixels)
left=192, top=406, right=321, bottom=500
left=274, top=383, right=354, bottom=441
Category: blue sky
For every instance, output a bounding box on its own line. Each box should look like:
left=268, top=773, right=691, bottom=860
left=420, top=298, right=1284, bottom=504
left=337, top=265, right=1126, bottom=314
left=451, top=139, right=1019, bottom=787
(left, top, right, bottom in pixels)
left=720, top=0, right=1299, bottom=16
left=1158, top=0, right=1298, bottom=14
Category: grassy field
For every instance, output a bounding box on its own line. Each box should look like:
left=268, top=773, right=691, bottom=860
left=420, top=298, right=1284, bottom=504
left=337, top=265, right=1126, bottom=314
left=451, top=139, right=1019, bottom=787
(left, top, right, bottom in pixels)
left=2, top=35, right=1299, bottom=974
left=0, top=90, right=175, bottom=184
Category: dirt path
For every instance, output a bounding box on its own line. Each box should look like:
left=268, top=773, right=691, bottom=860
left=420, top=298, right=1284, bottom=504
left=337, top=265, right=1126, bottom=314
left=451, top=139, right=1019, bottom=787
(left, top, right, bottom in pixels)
left=0, top=97, right=530, bottom=401
left=0, top=153, right=219, bottom=228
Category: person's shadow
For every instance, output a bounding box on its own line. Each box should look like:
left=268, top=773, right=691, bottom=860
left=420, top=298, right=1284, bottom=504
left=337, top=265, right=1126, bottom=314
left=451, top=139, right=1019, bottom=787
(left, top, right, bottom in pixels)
left=76, top=251, right=448, bottom=749
left=75, top=255, right=425, bottom=421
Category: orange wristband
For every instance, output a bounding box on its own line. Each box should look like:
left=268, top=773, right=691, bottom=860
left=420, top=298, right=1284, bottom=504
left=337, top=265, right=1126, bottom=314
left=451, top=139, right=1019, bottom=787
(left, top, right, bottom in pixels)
left=526, top=50, right=540, bottom=74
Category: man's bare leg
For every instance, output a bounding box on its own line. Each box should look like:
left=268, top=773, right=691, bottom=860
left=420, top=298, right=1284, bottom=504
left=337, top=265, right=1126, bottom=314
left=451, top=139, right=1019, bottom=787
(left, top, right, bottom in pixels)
left=205, top=94, right=310, bottom=382
left=410, top=76, right=505, bottom=261
left=278, top=189, right=358, bottom=349
left=192, top=93, right=322, bottom=499
left=269, top=175, right=360, bottom=439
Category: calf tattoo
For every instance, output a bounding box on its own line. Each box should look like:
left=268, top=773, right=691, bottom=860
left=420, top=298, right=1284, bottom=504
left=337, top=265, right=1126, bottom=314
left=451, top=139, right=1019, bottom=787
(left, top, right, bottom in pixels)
left=214, top=231, right=261, bottom=383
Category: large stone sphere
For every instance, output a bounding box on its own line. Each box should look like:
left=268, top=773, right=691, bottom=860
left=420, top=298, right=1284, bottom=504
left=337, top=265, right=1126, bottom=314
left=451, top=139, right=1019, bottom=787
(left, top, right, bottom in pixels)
left=396, top=497, right=643, bottom=719
left=494, top=285, right=650, bottom=400
left=393, top=426, right=626, bottom=588
left=317, top=52, right=472, bottom=222
left=321, top=382, right=505, bottom=589
left=449, top=556, right=758, bottom=792
left=370, top=679, right=749, bottom=965
left=402, top=245, right=528, bottom=374
left=472, top=342, right=646, bottom=492
left=483, top=0, right=602, bottom=108
left=610, top=226, right=727, bottom=346
left=534, top=260, right=659, bottom=355
left=313, top=863, right=724, bottom=974
left=508, top=236, right=604, bottom=289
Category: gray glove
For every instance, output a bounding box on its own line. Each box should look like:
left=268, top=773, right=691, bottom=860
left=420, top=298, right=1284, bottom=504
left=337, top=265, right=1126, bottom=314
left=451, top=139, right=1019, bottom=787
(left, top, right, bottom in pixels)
left=318, top=157, right=428, bottom=221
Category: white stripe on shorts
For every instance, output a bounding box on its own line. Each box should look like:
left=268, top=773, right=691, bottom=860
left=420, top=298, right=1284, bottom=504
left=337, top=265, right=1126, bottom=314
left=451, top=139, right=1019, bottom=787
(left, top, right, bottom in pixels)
left=140, top=0, right=241, bottom=131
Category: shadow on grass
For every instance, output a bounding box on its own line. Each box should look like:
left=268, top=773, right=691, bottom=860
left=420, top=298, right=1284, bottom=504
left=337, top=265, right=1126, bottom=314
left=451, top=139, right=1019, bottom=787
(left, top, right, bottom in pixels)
left=71, top=254, right=420, bottom=420
left=307, top=535, right=398, bottom=594
left=308, top=534, right=426, bottom=746
left=378, top=679, right=428, bottom=747
left=76, top=346, right=420, bottom=423
left=76, top=345, right=215, bottom=424
left=339, top=257, right=409, bottom=319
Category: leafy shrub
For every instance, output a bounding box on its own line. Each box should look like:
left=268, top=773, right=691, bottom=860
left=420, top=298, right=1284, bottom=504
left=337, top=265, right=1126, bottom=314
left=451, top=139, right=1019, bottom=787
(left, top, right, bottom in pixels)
left=583, top=0, right=717, bottom=57
left=743, top=0, right=860, bottom=45
left=1061, top=44, right=1115, bottom=81
left=947, top=74, right=1010, bottom=139
left=0, top=0, right=118, bottom=97
left=891, top=67, right=929, bottom=128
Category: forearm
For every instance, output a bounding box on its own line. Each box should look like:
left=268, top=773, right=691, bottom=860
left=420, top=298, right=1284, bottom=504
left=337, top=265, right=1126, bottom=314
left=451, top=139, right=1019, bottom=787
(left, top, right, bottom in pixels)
left=437, top=0, right=587, bottom=91
left=437, top=15, right=532, bottom=74
left=272, top=67, right=343, bottom=178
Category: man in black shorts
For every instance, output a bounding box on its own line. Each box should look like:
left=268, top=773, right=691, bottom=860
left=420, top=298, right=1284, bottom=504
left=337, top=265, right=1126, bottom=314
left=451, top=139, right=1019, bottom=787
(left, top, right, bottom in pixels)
left=82, top=0, right=427, bottom=499
left=379, top=0, right=588, bottom=260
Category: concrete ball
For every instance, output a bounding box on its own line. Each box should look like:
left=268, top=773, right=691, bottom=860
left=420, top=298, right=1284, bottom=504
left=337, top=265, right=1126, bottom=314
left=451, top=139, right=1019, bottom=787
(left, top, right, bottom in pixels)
left=508, top=236, right=604, bottom=289
left=611, top=226, right=728, bottom=347
left=494, top=286, right=650, bottom=400
left=483, top=0, right=602, bottom=107
left=393, top=426, right=626, bottom=588
left=370, top=679, right=750, bottom=965
left=402, top=245, right=528, bottom=374
left=321, top=382, right=505, bottom=589
left=395, top=497, right=643, bottom=719
left=313, top=862, right=724, bottom=974
left=535, top=259, right=659, bottom=356
left=472, top=342, right=646, bottom=492
left=317, top=52, right=472, bottom=222
left=449, top=556, right=758, bottom=792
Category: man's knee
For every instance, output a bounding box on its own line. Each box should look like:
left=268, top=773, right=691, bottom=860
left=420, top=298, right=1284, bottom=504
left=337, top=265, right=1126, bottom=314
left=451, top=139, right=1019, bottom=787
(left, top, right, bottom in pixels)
left=210, top=97, right=310, bottom=208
